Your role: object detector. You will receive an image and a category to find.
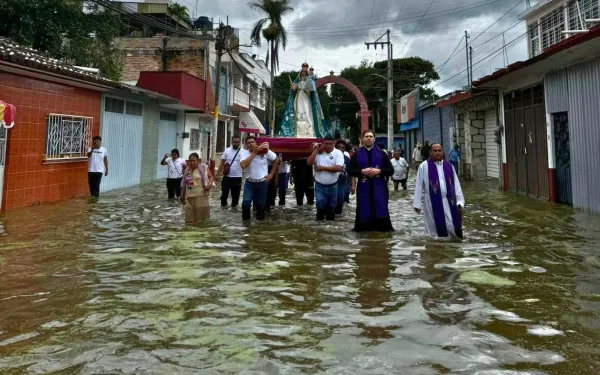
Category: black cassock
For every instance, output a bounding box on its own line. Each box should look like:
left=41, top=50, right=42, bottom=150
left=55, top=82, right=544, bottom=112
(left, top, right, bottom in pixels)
left=348, top=148, right=395, bottom=232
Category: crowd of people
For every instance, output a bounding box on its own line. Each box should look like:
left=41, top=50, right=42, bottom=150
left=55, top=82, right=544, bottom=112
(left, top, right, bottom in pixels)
left=86, top=130, right=465, bottom=240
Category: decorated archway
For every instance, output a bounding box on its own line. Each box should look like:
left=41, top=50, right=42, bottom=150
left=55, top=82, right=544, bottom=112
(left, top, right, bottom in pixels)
left=315, top=74, right=371, bottom=133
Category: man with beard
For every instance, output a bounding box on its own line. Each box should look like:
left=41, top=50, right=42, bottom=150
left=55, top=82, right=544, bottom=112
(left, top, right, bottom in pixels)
left=216, top=136, right=243, bottom=207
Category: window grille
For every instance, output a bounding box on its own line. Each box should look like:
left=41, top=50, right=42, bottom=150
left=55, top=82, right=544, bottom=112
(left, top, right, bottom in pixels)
left=568, top=0, right=599, bottom=31
left=45, top=114, right=93, bottom=159
left=105, top=97, right=124, bottom=113
left=190, top=128, right=200, bottom=150
left=125, top=101, right=143, bottom=116
left=529, top=21, right=540, bottom=57
left=540, top=7, right=565, bottom=50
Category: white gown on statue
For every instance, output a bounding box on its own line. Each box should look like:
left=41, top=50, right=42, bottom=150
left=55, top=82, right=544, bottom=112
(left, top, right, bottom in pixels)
left=294, top=79, right=315, bottom=138
left=413, top=160, right=465, bottom=239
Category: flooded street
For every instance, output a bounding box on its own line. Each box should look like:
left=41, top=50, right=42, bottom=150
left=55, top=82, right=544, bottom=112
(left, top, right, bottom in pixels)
left=1, top=178, right=600, bottom=375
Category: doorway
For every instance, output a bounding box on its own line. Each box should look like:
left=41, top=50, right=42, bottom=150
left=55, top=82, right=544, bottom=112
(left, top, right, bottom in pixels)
left=553, top=112, right=572, bottom=205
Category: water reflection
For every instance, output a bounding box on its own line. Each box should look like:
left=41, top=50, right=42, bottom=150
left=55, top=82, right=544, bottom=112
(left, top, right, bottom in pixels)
left=0, top=179, right=599, bottom=374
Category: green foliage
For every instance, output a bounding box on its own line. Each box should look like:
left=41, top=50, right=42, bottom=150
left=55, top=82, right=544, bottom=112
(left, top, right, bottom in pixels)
left=168, top=3, right=189, bottom=30
left=248, top=0, right=294, bottom=71
left=0, top=0, right=123, bottom=80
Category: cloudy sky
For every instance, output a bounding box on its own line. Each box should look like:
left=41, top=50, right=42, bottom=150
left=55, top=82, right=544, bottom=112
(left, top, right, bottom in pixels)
left=181, top=0, right=531, bottom=95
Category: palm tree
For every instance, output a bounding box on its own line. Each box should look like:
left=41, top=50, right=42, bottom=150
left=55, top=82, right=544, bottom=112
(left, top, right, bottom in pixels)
left=248, top=0, right=294, bottom=133
left=168, top=3, right=189, bottom=31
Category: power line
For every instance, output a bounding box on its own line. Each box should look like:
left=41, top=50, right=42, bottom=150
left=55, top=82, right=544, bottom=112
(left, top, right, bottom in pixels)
left=470, top=0, right=524, bottom=44
left=400, top=0, right=436, bottom=55
left=437, top=35, right=465, bottom=74
left=365, top=0, right=377, bottom=38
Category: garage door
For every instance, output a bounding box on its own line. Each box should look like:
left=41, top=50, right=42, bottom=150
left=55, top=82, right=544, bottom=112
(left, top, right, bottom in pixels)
left=485, top=109, right=499, bottom=178
left=100, top=98, right=143, bottom=193
left=156, top=111, right=178, bottom=179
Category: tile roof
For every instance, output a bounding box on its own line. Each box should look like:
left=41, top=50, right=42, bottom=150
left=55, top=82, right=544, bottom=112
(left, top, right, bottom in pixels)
left=0, top=37, right=116, bottom=87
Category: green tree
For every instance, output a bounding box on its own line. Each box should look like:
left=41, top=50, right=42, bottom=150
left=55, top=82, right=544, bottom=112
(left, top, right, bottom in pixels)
left=248, top=0, right=294, bottom=132
left=0, top=0, right=123, bottom=80
left=168, top=3, right=189, bottom=30
left=330, top=57, right=440, bottom=140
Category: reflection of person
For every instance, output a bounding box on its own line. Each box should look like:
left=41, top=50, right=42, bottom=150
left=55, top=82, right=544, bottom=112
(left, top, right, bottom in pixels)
left=240, top=137, right=279, bottom=220
left=413, top=143, right=464, bottom=239
left=180, top=153, right=212, bottom=223
left=355, top=245, right=392, bottom=310
left=279, top=62, right=327, bottom=138
left=391, top=149, right=409, bottom=191
left=348, top=130, right=394, bottom=232
left=161, top=148, right=186, bottom=199
left=87, top=135, right=108, bottom=198
left=216, top=136, right=243, bottom=207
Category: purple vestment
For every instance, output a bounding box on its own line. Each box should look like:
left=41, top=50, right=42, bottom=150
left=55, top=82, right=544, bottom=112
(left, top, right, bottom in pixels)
left=356, top=147, right=389, bottom=223
left=427, top=159, right=463, bottom=239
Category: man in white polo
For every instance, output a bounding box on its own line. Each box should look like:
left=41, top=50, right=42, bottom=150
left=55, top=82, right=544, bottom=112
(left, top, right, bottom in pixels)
left=308, top=134, right=344, bottom=221
left=240, top=136, right=279, bottom=221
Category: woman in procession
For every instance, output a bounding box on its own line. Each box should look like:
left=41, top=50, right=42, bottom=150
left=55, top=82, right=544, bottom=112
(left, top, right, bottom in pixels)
left=180, top=153, right=213, bottom=223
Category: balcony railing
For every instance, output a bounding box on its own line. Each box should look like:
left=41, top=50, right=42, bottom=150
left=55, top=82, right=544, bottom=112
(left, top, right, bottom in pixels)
left=230, top=85, right=250, bottom=112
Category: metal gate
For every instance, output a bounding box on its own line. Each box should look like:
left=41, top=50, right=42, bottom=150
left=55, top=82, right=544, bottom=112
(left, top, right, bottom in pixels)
left=156, top=115, right=178, bottom=179
left=503, top=85, right=549, bottom=199
left=0, top=126, right=6, bottom=210
left=100, top=112, right=143, bottom=193
left=553, top=112, right=572, bottom=205
left=484, top=109, right=499, bottom=178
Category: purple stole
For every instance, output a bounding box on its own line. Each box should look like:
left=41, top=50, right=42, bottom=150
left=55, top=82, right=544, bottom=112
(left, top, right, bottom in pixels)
left=427, top=159, right=463, bottom=239
left=356, top=147, right=389, bottom=223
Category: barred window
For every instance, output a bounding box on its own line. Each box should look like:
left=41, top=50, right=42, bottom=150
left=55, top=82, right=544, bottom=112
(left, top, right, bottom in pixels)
left=190, top=128, right=200, bottom=150
left=540, top=7, right=566, bottom=50
left=125, top=101, right=143, bottom=116
left=160, top=111, right=177, bottom=122
left=529, top=21, right=540, bottom=57
left=45, top=114, right=93, bottom=159
left=568, top=0, right=599, bottom=31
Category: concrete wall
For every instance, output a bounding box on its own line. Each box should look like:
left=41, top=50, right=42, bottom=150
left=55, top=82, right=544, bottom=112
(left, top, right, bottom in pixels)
left=116, top=37, right=207, bottom=82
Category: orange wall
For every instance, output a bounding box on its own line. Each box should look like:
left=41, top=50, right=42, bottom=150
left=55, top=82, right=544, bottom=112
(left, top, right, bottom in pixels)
left=0, top=72, right=102, bottom=210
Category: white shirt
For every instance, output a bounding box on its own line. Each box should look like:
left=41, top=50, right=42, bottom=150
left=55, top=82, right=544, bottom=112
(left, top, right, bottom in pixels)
left=278, top=154, right=290, bottom=174
left=314, top=148, right=344, bottom=185
left=413, top=148, right=422, bottom=162
left=88, top=147, right=107, bottom=173
left=221, top=146, right=243, bottom=178
left=391, top=157, right=409, bottom=180
left=413, top=161, right=465, bottom=239
left=166, top=157, right=186, bottom=179
left=241, top=149, right=277, bottom=180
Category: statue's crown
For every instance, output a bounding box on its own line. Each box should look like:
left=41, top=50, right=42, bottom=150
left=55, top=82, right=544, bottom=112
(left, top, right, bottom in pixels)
left=302, top=62, right=309, bottom=68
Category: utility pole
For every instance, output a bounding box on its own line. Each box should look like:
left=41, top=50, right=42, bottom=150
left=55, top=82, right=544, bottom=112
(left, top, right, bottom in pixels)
left=366, top=29, right=394, bottom=151
left=465, top=30, right=470, bottom=87
left=469, top=46, right=473, bottom=87
left=502, top=33, right=508, bottom=67
left=211, top=23, right=233, bottom=173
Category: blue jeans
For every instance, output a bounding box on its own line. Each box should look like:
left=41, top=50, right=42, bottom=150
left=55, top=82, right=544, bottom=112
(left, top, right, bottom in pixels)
left=450, top=160, right=459, bottom=175
left=336, top=175, right=347, bottom=213
left=242, top=181, right=267, bottom=220
left=315, top=182, right=338, bottom=220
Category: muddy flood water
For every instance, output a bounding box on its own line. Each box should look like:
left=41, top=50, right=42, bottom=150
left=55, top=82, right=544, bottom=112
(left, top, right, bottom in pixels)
left=1, top=177, right=600, bottom=374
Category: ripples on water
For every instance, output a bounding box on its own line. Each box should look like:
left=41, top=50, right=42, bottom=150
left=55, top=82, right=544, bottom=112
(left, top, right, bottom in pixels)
left=1, top=178, right=600, bottom=374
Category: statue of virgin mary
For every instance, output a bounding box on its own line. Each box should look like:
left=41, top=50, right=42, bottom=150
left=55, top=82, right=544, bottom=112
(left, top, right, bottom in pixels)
left=279, top=63, right=328, bottom=138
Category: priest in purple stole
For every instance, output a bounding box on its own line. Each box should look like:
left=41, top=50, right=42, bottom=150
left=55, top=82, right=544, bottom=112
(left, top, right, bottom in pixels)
left=413, top=143, right=465, bottom=239
left=348, top=130, right=394, bottom=232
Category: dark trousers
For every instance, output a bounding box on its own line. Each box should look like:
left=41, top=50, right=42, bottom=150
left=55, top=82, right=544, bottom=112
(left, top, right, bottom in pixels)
left=295, top=185, right=314, bottom=206
left=220, top=176, right=242, bottom=206
left=167, top=178, right=182, bottom=199
left=450, top=160, right=459, bottom=175
left=315, top=182, right=338, bottom=221
left=336, top=175, right=347, bottom=214
left=278, top=172, right=289, bottom=205
left=393, top=178, right=408, bottom=191
left=242, top=181, right=267, bottom=220
left=88, top=172, right=103, bottom=197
